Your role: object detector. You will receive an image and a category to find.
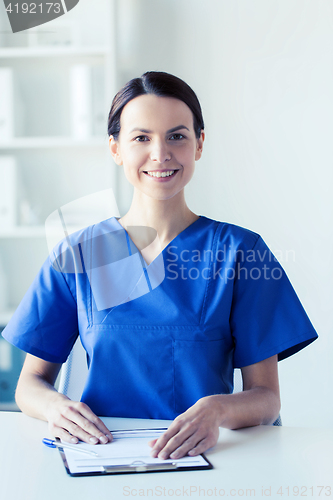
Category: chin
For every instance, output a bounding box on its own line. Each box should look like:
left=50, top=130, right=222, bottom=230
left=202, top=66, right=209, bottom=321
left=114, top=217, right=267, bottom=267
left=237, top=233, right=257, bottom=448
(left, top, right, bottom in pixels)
left=145, top=189, right=181, bottom=202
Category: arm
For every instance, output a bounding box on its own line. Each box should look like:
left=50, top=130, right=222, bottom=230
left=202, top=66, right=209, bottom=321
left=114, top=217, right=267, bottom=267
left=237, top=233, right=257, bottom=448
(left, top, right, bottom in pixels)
left=149, top=354, right=280, bottom=459
left=15, top=353, right=113, bottom=445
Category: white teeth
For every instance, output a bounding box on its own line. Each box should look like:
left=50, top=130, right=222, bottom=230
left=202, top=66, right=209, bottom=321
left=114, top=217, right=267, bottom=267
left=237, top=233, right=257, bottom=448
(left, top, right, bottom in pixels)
left=146, top=170, right=175, bottom=178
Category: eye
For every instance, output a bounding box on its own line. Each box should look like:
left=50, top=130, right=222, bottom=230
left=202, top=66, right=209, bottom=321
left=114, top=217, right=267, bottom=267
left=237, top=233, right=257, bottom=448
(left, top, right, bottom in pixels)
left=134, top=135, right=149, bottom=142
left=169, top=133, right=185, bottom=141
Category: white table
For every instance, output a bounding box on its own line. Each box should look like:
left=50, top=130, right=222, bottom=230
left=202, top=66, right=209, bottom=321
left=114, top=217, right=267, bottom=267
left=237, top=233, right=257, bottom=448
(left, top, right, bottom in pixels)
left=1, top=411, right=332, bottom=500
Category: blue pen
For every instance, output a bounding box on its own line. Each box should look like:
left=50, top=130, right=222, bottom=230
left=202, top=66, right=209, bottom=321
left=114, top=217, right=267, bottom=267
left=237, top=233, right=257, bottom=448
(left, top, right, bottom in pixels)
left=42, top=438, right=100, bottom=457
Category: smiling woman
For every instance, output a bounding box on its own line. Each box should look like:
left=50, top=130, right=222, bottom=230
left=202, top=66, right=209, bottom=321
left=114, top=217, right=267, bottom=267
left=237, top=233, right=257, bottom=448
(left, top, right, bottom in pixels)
left=109, top=94, right=204, bottom=206
left=2, top=71, right=318, bottom=463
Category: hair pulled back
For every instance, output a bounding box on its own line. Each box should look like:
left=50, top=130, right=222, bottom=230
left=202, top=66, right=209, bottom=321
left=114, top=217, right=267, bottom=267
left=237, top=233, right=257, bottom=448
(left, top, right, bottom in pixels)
left=107, top=71, right=204, bottom=140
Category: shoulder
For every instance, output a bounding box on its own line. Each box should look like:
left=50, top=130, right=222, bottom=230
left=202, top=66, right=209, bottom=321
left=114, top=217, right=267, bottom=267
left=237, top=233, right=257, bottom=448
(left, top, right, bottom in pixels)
left=200, top=216, right=261, bottom=251
left=50, top=217, right=119, bottom=273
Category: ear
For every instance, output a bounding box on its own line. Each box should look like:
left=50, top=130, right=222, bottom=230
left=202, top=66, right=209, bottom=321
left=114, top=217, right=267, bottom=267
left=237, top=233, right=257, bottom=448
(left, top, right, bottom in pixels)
left=195, top=130, right=205, bottom=161
left=109, top=136, right=123, bottom=165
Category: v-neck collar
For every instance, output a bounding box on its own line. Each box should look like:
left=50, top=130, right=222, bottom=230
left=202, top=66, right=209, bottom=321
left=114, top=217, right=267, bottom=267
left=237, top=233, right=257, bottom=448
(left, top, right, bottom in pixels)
left=113, top=215, right=204, bottom=268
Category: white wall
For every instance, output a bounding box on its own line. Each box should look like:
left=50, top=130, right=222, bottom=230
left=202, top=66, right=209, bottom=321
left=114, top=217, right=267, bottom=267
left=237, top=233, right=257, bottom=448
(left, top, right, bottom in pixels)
left=115, top=0, right=333, bottom=427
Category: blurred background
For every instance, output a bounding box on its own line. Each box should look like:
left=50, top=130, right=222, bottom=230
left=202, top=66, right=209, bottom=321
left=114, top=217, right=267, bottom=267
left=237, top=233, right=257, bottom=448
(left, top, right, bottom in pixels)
left=0, top=0, right=332, bottom=426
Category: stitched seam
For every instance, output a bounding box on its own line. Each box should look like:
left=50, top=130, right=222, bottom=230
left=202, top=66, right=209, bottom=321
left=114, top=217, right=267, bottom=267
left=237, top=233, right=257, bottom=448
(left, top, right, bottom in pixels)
left=172, top=340, right=176, bottom=413
left=49, top=250, right=79, bottom=351
left=143, top=267, right=153, bottom=292
left=51, top=250, right=77, bottom=305
left=199, top=221, right=221, bottom=326
left=86, top=324, right=203, bottom=331
left=125, top=230, right=132, bottom=255
left=250, top=233, right=262, bottom=254
left=87, top=225, right=93, bottom=327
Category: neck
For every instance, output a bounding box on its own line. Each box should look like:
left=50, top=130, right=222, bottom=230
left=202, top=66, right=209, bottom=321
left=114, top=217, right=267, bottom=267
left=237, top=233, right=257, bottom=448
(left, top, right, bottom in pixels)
left=118, top=189, right=199, bottom=247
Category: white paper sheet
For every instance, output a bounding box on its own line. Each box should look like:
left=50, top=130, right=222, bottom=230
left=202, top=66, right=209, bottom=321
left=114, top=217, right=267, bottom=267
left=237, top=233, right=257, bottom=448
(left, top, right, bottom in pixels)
left=60, top=428, right=211, bottom=475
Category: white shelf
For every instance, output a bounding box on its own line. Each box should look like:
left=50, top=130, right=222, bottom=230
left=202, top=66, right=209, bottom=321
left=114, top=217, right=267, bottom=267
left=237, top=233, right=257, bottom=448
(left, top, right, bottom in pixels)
left=0, top=1, right=116, bottom=342
left=0, top=226, right=47, bottom=238
left=0, top=136, right=108, bottom=149
left=0, top=225, right=84, bottom=239
left=0, top=46, right=111, bottom=59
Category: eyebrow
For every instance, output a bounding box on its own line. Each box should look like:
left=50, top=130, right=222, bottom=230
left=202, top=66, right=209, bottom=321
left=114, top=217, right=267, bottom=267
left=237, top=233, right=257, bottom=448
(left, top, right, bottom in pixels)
left=129, top=125, right=190, bottom=134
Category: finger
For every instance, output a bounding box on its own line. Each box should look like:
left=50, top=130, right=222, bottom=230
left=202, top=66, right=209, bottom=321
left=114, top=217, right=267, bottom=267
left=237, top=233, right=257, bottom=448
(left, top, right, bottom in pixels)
left=150, top=425, right=183, bottom=458
left=50, top=414, right=102, bottom=444
left=60, top=406, right=112, bottom=444
left=160, top=430, right=203, bottom=460
left=151, top=425, right=196, bottom=459
left=150, top=419, right=184, bottom=450
left=73, top=403, right=113, bottom=442
left=187, top=437, right=214, bottom=457
left=170, top=424, right=219, bottom=459
left=148, top=438, right=158, bottom=448
left=50, top=424, right=80, bottom=444
left=169, top=433, right=204, bottom=459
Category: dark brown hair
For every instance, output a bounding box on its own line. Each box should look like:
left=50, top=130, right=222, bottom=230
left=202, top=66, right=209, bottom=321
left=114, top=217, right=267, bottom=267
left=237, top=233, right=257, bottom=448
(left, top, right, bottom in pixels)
left=107, top=71, right=204, bottom=140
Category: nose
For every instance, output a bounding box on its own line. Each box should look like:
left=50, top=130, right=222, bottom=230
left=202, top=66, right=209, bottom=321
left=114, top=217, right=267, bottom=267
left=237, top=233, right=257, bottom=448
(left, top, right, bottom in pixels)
left=149, top=140, right=171, bottom=163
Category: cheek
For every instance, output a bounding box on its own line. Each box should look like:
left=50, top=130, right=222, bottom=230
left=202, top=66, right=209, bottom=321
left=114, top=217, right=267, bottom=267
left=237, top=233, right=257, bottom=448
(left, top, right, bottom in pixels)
left=123, top=147, right=147, bottom=166
left=178, top=147, right=197, bottom=166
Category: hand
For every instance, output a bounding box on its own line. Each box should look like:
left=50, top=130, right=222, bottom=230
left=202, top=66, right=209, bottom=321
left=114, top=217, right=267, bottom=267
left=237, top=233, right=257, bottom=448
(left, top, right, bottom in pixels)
left=148, top=396, right=222, bottom=460
left=45, top=393, right=113, bottom=445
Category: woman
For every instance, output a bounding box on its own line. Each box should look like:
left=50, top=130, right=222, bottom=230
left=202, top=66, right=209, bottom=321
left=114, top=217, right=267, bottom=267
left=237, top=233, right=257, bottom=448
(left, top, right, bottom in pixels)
left=2, top=71, right=318, bottom=461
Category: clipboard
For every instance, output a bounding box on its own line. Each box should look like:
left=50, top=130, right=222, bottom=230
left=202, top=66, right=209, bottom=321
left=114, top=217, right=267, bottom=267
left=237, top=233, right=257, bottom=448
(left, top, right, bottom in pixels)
left=57, top=428, right=213, bottom=476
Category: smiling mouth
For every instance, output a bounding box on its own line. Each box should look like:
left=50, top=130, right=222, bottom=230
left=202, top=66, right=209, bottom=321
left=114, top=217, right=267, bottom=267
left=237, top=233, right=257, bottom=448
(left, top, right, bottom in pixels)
left=143, top=170, right=179, bottom=178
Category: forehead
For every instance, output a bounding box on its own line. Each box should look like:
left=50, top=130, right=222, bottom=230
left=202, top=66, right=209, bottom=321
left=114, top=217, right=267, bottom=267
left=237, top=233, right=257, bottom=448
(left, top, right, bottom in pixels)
left=119, top=94, right=194, bottom=131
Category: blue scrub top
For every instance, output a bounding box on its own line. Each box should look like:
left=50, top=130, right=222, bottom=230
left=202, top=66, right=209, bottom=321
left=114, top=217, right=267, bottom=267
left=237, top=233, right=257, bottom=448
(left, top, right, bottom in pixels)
left=2, top=216, right=318, bottom=419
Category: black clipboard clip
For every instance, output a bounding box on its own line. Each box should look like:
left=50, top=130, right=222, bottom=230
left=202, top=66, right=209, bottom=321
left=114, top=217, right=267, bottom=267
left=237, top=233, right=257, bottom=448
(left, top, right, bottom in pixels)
left=102, top=460, right=178, bottom=474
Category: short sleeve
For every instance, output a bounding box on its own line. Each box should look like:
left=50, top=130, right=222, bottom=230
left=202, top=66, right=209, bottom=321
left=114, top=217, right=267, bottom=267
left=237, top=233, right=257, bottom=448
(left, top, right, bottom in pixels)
left=230, top=236, right=318, bottom=367
left=1, top=252, right=79, bottom=363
